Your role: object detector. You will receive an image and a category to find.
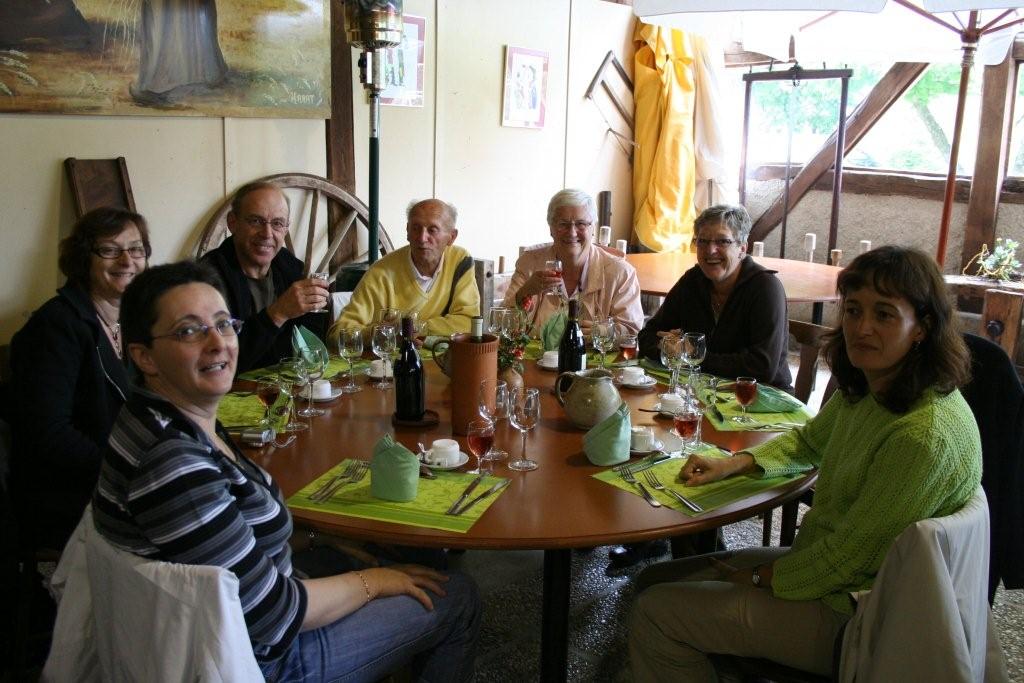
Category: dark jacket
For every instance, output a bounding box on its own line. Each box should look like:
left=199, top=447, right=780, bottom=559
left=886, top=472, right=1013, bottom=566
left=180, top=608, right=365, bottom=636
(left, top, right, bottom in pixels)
left=201, top=237, right=327, bottom=373
left=960, top=333, right=1024, bottom=602
left=638, top=256, right=793, bottom=393
left=10, top=284, right=131, bottom=549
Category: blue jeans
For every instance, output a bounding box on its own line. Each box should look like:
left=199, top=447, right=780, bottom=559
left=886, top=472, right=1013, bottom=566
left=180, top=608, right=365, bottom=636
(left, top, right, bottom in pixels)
left=261, top=571, right=481, bottom=683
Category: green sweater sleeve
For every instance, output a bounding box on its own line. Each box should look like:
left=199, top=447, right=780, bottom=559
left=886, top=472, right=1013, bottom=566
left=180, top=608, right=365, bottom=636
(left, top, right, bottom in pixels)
left=770, top=396, right=981, bottom=609
left=748, top=391, right=842, bottom=477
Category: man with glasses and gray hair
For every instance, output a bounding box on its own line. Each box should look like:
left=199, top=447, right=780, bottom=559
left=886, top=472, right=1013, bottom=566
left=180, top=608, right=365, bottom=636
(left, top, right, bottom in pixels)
left=638, top=204, right=792, bottom=393
left=201, top=181, right=330, bottom=373
left=503, top=188, right=643, bottom=336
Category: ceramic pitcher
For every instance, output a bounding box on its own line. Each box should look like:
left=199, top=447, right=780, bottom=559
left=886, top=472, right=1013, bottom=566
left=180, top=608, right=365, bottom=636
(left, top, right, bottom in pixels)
left=555, top=368, right=621, bottom=429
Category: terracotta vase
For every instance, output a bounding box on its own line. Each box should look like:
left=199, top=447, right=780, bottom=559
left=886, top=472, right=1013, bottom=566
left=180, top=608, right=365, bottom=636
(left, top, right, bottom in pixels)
left=499, top=366, right=525, bottom=397
left=447, top=333, right=499, bottom=435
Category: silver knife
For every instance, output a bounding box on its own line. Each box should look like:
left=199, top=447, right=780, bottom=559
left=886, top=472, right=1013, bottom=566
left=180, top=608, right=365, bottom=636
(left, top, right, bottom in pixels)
left=446, top=472, right=486, bottom=515
left=454, top=479, right=510, bottom=516
left=624, top=453, right=673, bottom=475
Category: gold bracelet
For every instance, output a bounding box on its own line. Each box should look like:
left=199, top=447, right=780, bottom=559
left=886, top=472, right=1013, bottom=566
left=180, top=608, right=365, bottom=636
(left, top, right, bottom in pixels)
left=354, top=570, right=372, bottom=605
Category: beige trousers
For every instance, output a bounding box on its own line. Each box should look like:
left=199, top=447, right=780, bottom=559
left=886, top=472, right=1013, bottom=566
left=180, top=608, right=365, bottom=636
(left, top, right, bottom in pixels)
left=629, top=548, right=849, bottom=682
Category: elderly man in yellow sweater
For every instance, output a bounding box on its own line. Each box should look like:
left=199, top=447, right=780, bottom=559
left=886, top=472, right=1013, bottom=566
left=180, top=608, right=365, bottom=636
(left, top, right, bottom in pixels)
left=330, top=199, right=479, bottom=338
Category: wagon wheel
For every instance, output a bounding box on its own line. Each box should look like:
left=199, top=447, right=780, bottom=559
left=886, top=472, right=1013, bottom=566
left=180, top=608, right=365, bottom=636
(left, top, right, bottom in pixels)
left=193, top=173, right=397, bottom=282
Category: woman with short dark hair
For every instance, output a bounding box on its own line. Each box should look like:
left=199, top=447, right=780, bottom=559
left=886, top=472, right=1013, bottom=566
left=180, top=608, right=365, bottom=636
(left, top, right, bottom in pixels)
left=94, top=261, right=480, bottom=681
left=11, top=207, right=150, bottom=549
left=629, top=246, right=981, bottom=681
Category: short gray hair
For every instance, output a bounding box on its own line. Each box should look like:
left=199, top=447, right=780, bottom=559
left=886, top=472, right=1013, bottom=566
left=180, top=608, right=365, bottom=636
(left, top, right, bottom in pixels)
left=230, top=181, right=290, bottom=215
left=694, top=204, right=752, bottom=243
left=547, top=189, right=597, bottom=226
left=406, top=198, right=458, bottom=231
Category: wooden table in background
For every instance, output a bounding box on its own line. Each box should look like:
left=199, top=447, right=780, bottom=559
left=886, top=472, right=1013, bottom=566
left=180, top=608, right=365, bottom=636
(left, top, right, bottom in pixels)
left=626, top=252, right=842, bottom=304
left=255, top=363, right=816, bottom=682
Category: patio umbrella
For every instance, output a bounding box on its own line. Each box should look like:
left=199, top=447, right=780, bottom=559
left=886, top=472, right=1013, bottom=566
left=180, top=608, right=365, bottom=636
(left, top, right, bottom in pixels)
left=635, top=0, right=1024, bottom=266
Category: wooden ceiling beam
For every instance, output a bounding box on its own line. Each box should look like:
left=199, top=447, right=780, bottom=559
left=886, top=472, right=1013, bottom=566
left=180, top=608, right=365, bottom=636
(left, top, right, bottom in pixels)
left=749, top=61, right=928, bottom=243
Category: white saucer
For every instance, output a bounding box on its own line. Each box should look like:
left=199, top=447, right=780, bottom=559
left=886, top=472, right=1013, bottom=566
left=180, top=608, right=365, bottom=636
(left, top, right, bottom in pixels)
left=536, top=359, right=559, bottom=371
left=652, top=401, right=685, bottom=417
left=629, top=432, right=683, bottom=455
left=616, top=375, right=658, bottom=389
left=300, top=386, right=344, bottom=402
left=424, top=452, right=470, bottom=470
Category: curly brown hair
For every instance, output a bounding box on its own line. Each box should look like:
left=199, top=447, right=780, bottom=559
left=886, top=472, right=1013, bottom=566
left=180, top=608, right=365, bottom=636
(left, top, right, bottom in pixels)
left=823, top=245, right=970, bottom=414
left=58, top=207, right=151, bottom=291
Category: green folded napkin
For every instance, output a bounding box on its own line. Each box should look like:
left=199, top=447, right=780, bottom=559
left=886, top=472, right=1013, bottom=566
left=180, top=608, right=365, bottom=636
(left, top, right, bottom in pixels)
left=639, top=357, right=672, bottom=382
left=540, top=311, right=568, bottom=351
left=370, top=435, right=420, bottom=502
left=291, top=325, right=329, bottom=363
left=582, top=402, right=631, bottom=466
left=748, top=383, right=804, bottom=413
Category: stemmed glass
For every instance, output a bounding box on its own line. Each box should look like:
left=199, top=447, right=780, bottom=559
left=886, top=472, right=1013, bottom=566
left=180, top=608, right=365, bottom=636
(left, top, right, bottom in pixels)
left=296, top=348, right=328, bottom=418
left=309, top=271, right=330, bottom=314
left=375, top=307, right=401, bottom=327
left=659, top=336, right=686, bottom=395
left=681, top=332, right=707, bottom=388
left=371, top=324, right=397, bottom=390
left=277, top=357, right=309, bottom=432
left=733, top=377, right=758, bottom=424
left=488, top=308, right=508, bottom=337
left=466, top=419, right=496, bottom=475
left=673, top=399, right=703, bottom=454
left=478, top=379, right=510, bottom=461
left=500, top=307, right=527, bottom=341
left=508, top=387, right=541, bottom=471
left=256, top=377, right=283, bottom=426
left=591, top=318, right=616, bottom=369
left=618, top=332, right=638, bottom=362
left=543, top=259, right=564, bottom=303
left=336, top=327, right=363, bottom=394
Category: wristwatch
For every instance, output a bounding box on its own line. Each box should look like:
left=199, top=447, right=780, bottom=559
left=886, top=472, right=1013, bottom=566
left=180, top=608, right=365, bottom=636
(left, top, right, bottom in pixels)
left=751, top=564, right=762, bottom=587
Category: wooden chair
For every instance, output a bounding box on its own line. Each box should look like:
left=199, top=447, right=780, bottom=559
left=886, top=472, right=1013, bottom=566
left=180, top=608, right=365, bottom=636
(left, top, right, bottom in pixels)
left=762, top=320, right=833, bottom=547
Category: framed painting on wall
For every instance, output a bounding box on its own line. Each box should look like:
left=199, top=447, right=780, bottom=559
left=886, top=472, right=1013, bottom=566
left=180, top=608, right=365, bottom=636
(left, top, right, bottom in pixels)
left=381, top=14, right=425, bottom=108
left=501, top=46, right=548, bottom=129
left=0, top=0, right=329, bottom=118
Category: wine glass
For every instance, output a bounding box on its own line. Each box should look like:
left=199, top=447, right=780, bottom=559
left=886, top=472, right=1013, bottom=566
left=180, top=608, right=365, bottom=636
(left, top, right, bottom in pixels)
left=277, top=357, right=309, bottom=432
left=296, top=347, right=328, bottom=418
left=591, top=318, right=616, bottom=369
left=488, top=308, right=509, bottom=337
left=733, top=377, right=758, bottom=424
left=543, top=259, right=564, bottom=302
left=374, top=307, right=401, bottom=327
left=508, top=387, right=541, bottom=471
left=478, top=379, right=510, bottom=461
left=659, top=336, right=686, bottom=395
left=618, top=332, right=638, bottom=363
left=336, top=327, right=363, bottom=394
left=466, top=419, right=496, bottom=475
left=673, top=400, right=703, bottom=454
left=256, top=377, right=283, bottom=426
left=371, top=324, right=397, bottom=390
left=309, top=271, right=330, bottom=314
left=681, top=332, right=707, bottom=389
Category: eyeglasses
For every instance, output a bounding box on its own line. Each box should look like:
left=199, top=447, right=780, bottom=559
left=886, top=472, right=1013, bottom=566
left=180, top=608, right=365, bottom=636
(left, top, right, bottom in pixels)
left=151, top=318, right=244, bottom=344
left=553, top=220, right=593, bottom=232
left=92, top=245, right=147, bottom=259
left=695, top=237, right=737, bottom=249
left=244, top=215, right=290, bottom=232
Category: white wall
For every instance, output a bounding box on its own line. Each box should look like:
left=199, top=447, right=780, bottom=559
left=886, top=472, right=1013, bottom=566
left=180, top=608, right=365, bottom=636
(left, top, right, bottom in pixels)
left=0, top=0, right=636, bottom=343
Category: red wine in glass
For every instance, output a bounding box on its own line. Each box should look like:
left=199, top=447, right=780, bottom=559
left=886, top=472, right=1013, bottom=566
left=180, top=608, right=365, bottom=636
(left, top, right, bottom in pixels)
left=620, top=344, right=637, bottom=361
left=735, top=378, right=758, bottom=406
left=674, top=413, right=700, bottom=439
left=468, top=433, right=494, bottom=457
left=257, top=383, right=281, bottom=408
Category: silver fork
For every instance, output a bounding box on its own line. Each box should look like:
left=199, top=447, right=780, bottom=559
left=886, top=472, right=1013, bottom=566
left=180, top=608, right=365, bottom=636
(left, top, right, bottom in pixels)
left=617, top=466, right=661, bottom=508
left=309, top=461, right=358, bottom=502
left=311, top=461, right=368, bottom=503
left=643, top=470, right=703, bottom=513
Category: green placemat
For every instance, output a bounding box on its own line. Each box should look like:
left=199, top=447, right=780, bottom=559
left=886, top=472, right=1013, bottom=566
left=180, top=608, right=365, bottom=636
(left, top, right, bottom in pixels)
left=288, top=460, right=508, bottom=533
left=707, top=400, right=812, bottom=432
left=239, top=358, right=370, bottom=382
left=592, top=447, right=800, bottom=516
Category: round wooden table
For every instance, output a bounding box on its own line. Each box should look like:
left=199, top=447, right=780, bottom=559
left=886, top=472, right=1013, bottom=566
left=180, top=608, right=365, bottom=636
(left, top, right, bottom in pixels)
left=253, top=362, right=816, bottom=682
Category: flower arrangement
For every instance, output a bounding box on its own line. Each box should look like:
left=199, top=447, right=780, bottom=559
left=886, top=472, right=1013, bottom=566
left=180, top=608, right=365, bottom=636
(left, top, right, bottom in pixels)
left=963, top=238, right=1022, bottom=282
left=497, top=304, right=532, bottom=375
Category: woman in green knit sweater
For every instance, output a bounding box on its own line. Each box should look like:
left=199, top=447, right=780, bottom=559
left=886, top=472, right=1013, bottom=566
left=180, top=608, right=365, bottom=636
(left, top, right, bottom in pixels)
left=629, top=246, right=982, bottom=682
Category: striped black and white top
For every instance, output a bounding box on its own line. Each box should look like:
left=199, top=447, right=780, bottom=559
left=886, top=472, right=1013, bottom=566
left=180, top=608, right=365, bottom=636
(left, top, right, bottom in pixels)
left=92, top=388, right=307, bottom=663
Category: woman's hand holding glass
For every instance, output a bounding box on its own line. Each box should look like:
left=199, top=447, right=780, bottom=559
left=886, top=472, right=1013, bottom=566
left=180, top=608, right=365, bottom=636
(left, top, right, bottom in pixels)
left=371, top=324, right=397, bottom=390
left=336, top=328, right=363, bottom=394
left=508, top=387, right=541, bottom=472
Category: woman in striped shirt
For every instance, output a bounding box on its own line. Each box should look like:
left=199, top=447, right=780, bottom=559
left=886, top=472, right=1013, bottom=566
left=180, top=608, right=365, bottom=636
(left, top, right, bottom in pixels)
left=93, top=261, right=480, bottom=682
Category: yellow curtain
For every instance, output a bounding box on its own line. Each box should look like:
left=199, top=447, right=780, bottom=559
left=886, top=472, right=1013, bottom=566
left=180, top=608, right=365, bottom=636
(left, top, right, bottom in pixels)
left=632, top=21, right=697, bottom=253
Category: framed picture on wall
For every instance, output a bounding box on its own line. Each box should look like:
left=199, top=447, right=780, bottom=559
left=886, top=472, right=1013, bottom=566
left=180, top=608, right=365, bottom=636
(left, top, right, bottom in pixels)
left=501, top=46, right=548, bottom=129
left=381, top=14, right=426, bottom=107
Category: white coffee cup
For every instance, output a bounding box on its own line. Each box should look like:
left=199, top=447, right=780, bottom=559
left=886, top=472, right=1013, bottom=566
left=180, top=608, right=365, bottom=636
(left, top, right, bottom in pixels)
left=659, top=392, right=683, bottom=412
left=620, top=366, right=645, bottom=384
left=630, top=426, right=654, bottom=452
left=312, top=379, right=333, bottom=399
left=542, top=350, right=559, bottom=366
left=429, top=439, right=460, bottom=467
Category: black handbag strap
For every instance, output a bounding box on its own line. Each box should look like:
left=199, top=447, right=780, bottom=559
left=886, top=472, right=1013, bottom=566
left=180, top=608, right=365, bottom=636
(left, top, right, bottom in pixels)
left=442, top=256, right=475, bottom=317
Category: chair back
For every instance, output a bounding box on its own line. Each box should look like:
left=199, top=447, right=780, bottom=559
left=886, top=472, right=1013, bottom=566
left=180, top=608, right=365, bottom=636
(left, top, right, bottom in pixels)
left=838, top=489, right=1005, bottom=682
left=789, top=319, right=832, bottom=406
left=44, top=507, right=262, bottom=682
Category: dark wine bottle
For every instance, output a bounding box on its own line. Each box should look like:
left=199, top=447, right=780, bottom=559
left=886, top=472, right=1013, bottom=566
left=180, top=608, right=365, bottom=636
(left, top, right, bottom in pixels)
left=470, top=316, right=484, bottom=342
left=394, top=316, right=425, bottom=421
left=557, top=299, right=587, bottom=386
